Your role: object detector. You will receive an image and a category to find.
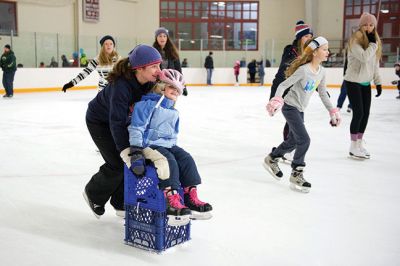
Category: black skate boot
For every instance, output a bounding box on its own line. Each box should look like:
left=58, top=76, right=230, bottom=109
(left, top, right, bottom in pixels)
left=263, top=154, right=283, bottom=180
left=184, top=186, right=213, bottom=220
left=289, top=166, right=311, bottom=193
left=82, top=187, right=105, bottom=219
left=165, top=189, right=191, bottom=226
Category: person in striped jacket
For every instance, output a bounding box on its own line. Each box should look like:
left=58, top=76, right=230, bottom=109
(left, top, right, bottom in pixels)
left=62, top=35, right=120, bottom=92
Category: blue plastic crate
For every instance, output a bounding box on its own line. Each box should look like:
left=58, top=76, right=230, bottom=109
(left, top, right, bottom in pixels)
left=124, top=165, right=191, bottom=252
left=124, top=204, right=191, bottom=252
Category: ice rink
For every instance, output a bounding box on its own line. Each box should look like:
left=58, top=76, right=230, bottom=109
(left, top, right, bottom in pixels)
left=0, top=86, right=399, bottom=266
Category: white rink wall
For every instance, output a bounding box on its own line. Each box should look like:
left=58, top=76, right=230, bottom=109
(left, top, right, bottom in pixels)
left=0, top=67, right=398, bottom=92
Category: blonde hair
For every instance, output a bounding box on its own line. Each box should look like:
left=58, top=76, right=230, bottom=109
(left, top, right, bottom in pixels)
left=151, top=82, right=166, bottom=95
left=348, top=28, right=382, bottom=60
left=98, top=45, right=119, bottom=66
left=150, top=82, right=178, bottom=106
left=285, top=39, right=315, bottom=78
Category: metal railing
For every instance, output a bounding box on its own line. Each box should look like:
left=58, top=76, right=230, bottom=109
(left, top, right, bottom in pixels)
left=0, top=30, right=398, bottom=68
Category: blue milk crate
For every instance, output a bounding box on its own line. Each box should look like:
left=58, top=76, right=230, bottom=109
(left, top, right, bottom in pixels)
left=124, top=165, right=191, bottom=252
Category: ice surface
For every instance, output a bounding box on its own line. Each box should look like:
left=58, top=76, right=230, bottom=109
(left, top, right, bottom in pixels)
left=0, top=87, right=399, bottom=266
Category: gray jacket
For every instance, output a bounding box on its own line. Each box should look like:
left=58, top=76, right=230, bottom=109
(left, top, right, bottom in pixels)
left=344, top=42, right=381, bottom=85
left=275, top=64, right=333, bottom=112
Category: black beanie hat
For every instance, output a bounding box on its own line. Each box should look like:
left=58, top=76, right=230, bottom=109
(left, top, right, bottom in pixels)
left=99, top=35, right=115, bottom=46
left=4, top=44, right=11, bottom=49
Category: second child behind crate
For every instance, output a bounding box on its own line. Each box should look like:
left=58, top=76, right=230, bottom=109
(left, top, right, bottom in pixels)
left=127, top=69, right=213, bottom=225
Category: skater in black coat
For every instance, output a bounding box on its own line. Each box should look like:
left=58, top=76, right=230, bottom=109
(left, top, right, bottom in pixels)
left=83, top=44, right=162, bottom=219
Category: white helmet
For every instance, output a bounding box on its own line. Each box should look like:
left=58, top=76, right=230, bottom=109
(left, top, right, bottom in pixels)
left=159, top=69, right=185, bottom=95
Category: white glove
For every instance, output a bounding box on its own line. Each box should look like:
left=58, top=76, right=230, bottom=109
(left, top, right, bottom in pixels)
left=120, top=147, right=131, bottom=168
left=329, top=108, right=341, bottom=127
left=266, top=96, right=284, bottom=116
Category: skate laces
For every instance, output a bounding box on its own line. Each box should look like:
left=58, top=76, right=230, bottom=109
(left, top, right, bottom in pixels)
left=186, top=187, right=206, bottom=206
left=293, top=170, right=306, bottom=183
left=166, top=191, right=187, bottom=209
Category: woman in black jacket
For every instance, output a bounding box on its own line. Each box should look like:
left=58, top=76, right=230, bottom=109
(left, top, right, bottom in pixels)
left=153, top=27, right=188, bottom=95
left=83, top=44, right=162, bottom=219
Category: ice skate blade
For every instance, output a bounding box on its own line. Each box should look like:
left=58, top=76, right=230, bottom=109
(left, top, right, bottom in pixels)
left=167, top=214, right=190, bottom=226
left=82, top=191, right=101, bottom=219
left=348, top=153, right=367, bottom=160
left=190, top=211, right=212, bottom=220
left=262, top=162, right=282, bottom=181
left=281, top=158, right=292, bottom=165
left=290, top=183, right=310, bottom=193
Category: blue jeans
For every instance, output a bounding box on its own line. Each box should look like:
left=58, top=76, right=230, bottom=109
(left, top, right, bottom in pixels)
left=152, top=145, right=202, bottom=190
left=337, top=81, right=351, bottom=109
left=206, top=68, right=213, bottom=85
left=271, top=104, right=310, bottom=169
left=2, top=70, right=16, bottom=96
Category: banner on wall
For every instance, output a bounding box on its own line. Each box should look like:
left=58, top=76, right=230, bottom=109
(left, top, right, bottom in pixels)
left=83, top=0, right=99, bottom=23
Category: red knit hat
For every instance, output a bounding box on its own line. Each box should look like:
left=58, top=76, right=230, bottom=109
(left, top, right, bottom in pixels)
left=295, top=20, right=313, bottom=40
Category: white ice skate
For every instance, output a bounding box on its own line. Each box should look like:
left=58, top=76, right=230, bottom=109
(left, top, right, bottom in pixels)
left=289, top=166, right=311, bottom=193
left=349, top=141, right=367, bottom=160
left=357, top=139, right=370, bottom=159
left=263, top=155, right=283, bottom=180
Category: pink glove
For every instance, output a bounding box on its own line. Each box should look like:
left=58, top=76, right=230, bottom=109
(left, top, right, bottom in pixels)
left=266, top=96, right=284, bottom=116
left=329, top=108, right=341, bottom=127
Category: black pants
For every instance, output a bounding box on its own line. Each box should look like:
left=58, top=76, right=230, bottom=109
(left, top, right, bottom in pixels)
left=249, top=72, right=256, bottom=83
left=85, top=120, right=124, bottom=210
left=345, top=81, right=371, bottom=134
left=2, top=70, right=16, bottom=96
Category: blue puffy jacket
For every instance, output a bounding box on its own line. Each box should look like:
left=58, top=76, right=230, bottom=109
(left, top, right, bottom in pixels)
left=86, top=75, right=154, bottom=152
left=128, top=93, right=179, bottom=148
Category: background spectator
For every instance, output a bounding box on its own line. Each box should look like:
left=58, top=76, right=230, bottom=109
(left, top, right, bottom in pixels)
left=1, top=44, right=17, bottom=98
left=49, top=56, right=58, bottom=67
left=182, top=58, right=188, bottom=67
left=247, top=59, right=257, bottom=83
left=61, top=55, right=70, bottom=67
left=204, top=51, right=214, bottom=85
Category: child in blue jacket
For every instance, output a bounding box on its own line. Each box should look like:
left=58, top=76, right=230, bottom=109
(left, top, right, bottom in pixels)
left=128, top=69, right=212, bottom=224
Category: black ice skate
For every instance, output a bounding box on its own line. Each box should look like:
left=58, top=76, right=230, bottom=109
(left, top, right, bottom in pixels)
left=83, top=188, right=105, bottom=219
left=165, top=189, right=191, bottom=226
left=184, top=186, right=213, bottom=220
left=263, top=154, right=283, bottom=180
left=289, top=166, right=311, bottom=193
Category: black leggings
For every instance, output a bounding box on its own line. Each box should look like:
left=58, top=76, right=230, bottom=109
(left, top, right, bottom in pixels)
left=345, top=80, right=371, bottom=135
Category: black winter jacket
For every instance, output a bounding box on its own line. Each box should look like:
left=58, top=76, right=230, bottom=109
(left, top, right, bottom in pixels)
left=269, top=40, right=299, bottom=99
left=204, top=55, right=214, bottom=69
left=1, top=50, right=17, bottom=72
